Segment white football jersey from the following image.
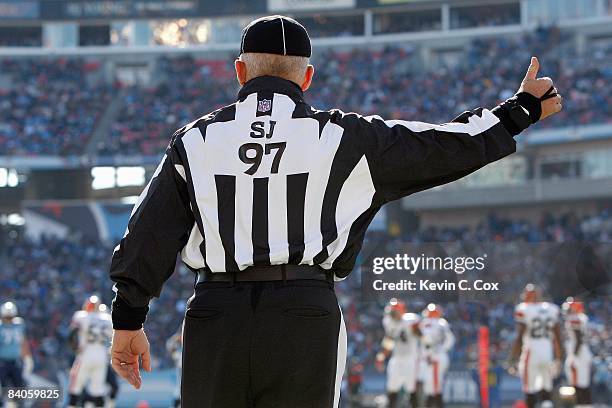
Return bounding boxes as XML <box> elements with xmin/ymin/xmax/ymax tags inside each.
<box><xmin>419</xmin><ymin>317</ymin><xmax>455</xmax><ymax>356</ymax></box>
<box><xmin>166</xmin><ymin>330</ymin><xmax>183</xmax><ymax>367</ymax></box>
<box><xmin>514</xmin><ymin>302</ymin><xmax>559</xmax><ymax>352</ymax></box>
<box><xmin>71</xmin><ymin>310</ymin><xmax>113</xmax><ymax>353</ymax></box>
<box><xmin>382</xmin><ymin>312</ymin><xmax>420</xmax><ymax>357</ymax></box>
<box><xmin>564</xmin><ymin>312</ymin><xmax>589</xmax><ymax>356</ymax></box>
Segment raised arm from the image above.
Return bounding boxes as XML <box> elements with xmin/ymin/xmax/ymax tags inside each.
<box><xmin>356</xmin><ymin>57</ymin><xmax>562</xmax><ymax>202</ymax></box>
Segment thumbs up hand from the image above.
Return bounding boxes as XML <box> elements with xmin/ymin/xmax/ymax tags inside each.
<box><xmin>517</xmin><ymin>57</ymin><xmax>563</xmax><ymax>121</ymax></box>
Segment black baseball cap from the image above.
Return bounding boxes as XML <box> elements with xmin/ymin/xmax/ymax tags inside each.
<box><xmin>240</xmin><ymin>15</ymin><xmax>311</xmax><ymax>58</ymax></box>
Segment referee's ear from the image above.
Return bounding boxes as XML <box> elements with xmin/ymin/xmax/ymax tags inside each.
<box><xmin>300</xmin><ymin>64</ymin><xmax>314</xmax><ymax>92</ymax></box>
<box><xmin>235</xmin><ymin>59</ymin><xmax>248</xmax><ymax>86</ymax></box>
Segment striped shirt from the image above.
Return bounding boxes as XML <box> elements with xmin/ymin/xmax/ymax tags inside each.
<box><xmin>110</xmin><ymin>75</ymin><xmax>527</xmax><ymax>329</ymax></box>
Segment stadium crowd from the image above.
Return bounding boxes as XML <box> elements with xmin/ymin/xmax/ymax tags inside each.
<box><xmin>1</xmin><ymin>207</ymin><xmax>610</xmax><ymax>399</ymax></box>
<box><xmin>96</xmin><ymin>56</ymin><xmax>236</xmax><ymax>156</ymax></box>
<box><xmin>0</xmin><ymin>27</ymin><xmax>610</xmax><ymax>156</ymax></box>
<box><xmin>0</xmin><ymin>58</ymin><xmax>113</xmax><ymax>156</ymax></box>
<box><xmin>0</xmin><ymin>22</ymin><xmax>610</xmax><ymax>403</ymax></box>
<box><xmin>310</xmin><ymin>27</ymin><xmax>609</xmax><ymax>130</ymax></box>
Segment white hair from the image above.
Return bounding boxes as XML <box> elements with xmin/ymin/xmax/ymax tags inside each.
<box><xmin>240</xmin><ymin>52</ymin><xmax>309</xmax><ymax>84</ymax></box>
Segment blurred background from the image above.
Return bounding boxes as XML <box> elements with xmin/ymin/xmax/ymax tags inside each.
<box><xmin>0</xmin><ymin>0</ymin><xmax>610</xmax><ymax>406</ymax></box>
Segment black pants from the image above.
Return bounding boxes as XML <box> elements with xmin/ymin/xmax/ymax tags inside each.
<box><xmin>181</xmin><ymin>279</ymin><xmax>346</xmax><ymax>408</ymax></box>
<box><xmin>0</xmin><ymin>359</ymin><xmax>24</xmax><ymax>388</ymax></box>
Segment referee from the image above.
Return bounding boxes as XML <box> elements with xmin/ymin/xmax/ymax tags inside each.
<box><xmin>109</xmin><ymin>15</ymin><xmax>562</xmax><ymax>408</ymax></box>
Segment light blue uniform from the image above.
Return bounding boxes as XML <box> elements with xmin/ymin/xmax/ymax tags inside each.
<box><xmin>0</xmin><ymin>318</ymin><xmax>25</xmax><ymax>361</ymax></box>
<box><xmin>0</xmin><ymin>317</ymin><xmax>26</xmax><ymax>388</ymax></box>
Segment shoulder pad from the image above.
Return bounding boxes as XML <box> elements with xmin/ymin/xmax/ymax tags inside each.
<box><xmin>514</xmin><ymin>304</ymin><xmax>527</xmax><ymax>322</ymax></box>
<box><xmin>402</xmin><ymin>313</ymin><xmax>419</xmax><ymax>323</ymax></box>
<box><xmin>73</xmin><ymin>310</ymin><xmax>88</xmax><ymax>320</ymax></box>
<box><xmin>544</xmin><ymin>302</ymin><xmax>560</xmax><ymax>316</ymax></box>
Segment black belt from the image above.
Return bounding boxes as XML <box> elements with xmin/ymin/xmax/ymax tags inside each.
<box><xmin>196</xmin><ymin>265</ymin><xmax>333</xmax><ymax>284</ymax></box>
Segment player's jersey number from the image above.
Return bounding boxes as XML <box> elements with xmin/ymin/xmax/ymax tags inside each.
<box><xmin>86</xmin><ymin>322</ymin><xmax>111</xmax><ymax>345</ymax></box>
<box><xmin>529</xmin><ymin>317</ymin><xmax>554</xmax><ymax>339</ymax></box>
<box><xmin>0</xmin><ymin>328</ymin><xmax>23</xmax><ymax>345</ymax></box>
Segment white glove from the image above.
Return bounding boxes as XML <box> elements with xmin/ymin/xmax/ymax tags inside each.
<box><xmin>22</xmin><ymin>356</ymin><xmax>33</xmax><ymax>377</ymax></box>
<box><xmin>505</xmin><ymin>360</ymin><xmax>519</xmax><ymax>376</ymax></box>
<box><xmin>550</xmin><ymin>359</ymin><xmax>562</xmax><ymax>378</ymax></box>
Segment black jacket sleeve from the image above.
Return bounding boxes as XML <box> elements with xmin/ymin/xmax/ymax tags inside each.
<box><xmin>352</xmin><ymin>102</ymin><xmax>532</xmax><ymax>203</ymax></box>
<box><xmin>110</xmin><ymin>141</ymin><xmax>194</xmax><ymax>330</ymax></box>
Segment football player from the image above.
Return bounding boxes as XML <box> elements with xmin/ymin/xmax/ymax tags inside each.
<box><xmin>376</xmin><ymin>298</ymin><xmax>421</xmax><ymax>408</ymax></box>
<box><xmin>67</xmin><ymin>295</ymin><xmax>112</xmax><ymax>408</ymax></box>
<box><xmin>419</xmin><ymin>303</ymin><xmax>454</xmax><ymax>408</ymax></box>
<box><xmin>510</xmin><ymin>284</ymin><xmax>562</xmax><ymax>408</ymax></box>
<box><xmin>0</xmin><ymin>302</ymin><xmax>33</xmax><ymax>398</ymax></box>
<box><xmin>562</xmin><ymin>297</ymin><xmax>592</xmax><ymax>407</ymax></box>
<box><xmin>81</xmin><ymin>303</ymin><xmax>119</xmax><ymax>408</ymax></box>
<box><xmin>166</xmin><ymin>328</ymin><xmax>183</xmax><ymax>408</ymax></box>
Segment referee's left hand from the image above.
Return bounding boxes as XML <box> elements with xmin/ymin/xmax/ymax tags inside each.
<box><xmin>111</xmin><ymin>329</ymin><xmax>152</xmax><ymax>389</ymax></box>
<box><xmin>518</xmin><ymin>56</ymin><xmax>563</xmax><ymax>121</ymax></box>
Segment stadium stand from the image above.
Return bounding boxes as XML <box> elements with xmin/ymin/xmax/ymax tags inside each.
<box><xmin>0</xmin><ymin>1</ymin><xmax>610</xmax><ymax>404</ymax></box>
<box><xmin>310</xmin><ymin>28</ymin><xmax>609</xmax><ymax>129</ymax></box>
<box><xmin>0</xmin><ymin>58</ymin><xmax>114</xmax><ymax>156</ymax></box>
<box><xmin>96</xmin><ymin>55</ymin><xmax>236</xmax><ymax>156</ymax></box>
<box><xmin>99</xmin><ymin>28</ymin><xmax>612</xmax><ymax>155</ymax></box>
<box><xmin>2</xmin><ymin>208</ymin><xmax>610</xmax><ymax>396</ymax></box>
<box><xmin>0</xmin><ymin>27</ymin><xmax>610</xmax><ymax>157</ymax></box>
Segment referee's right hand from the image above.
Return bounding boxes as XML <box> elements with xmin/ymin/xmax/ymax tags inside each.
<box><xmin>111</xmin><ymin>329</ymin><xmax>152</xmax><ymax>389</ymax></box>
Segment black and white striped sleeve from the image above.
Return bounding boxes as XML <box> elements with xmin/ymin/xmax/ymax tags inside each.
<box><xmin>355</xmin><ymin>104</ymin><xmax>530</xmax><ymax>203</ymax></box>
<box><xmin>110</xmin><ymin>139</ymin><xmax>195</xmax><ymax>330</ymax></box>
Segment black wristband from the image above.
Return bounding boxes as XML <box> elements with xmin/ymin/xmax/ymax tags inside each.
<box><xmin>492</xmin><ymin>100</ymin><xmax>532</xmax><ymax>136</ymax></box>
<box><xmin>492</xmin><ymin>90</ymin><xmax>542</xmax><ymax>137</ymax></box>
<box><xmin>492</xmin><ymin>105</ymin><xmax>522</xmax><ymax>137</ymax></box>
<box><xmin>111</xmin><ymin>295</ymin><xmax>149</xmax><ymax>330</ymax></box>
<box><xmin>508</xmin><ymin>104</ymin><xmax>532</xmax><ymax>130</ymax></box>
<box><xmin>513</xmin><ymin>92</ymin><xmax>541</xmax><ymax>124</ymax></box>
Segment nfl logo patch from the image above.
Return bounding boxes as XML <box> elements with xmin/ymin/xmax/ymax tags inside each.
<box><xmin>258</xmin><ymin>99</ymin><xmax>272</xmax><ymax>113</ymax></box>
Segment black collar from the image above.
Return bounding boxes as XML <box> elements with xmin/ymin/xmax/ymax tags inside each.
<box><xmin>237</xmin><ymin>76</ymin><xmax>304</xmax><ymax>103</ymax></box>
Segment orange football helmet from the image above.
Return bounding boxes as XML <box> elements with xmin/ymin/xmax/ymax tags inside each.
<box><xmin>423</xmin><ymin>303</ymin><xmax>442</xmax><ymax>318</ymax></box>
<box><xmin>83</xmin><ymin>295</ymin><xmax>101</xmax><ymax>312</ymax></box>
<box><xmin>385</xmin><ymin>298</ymin><xmax>407</xmax><ymax>319</ymax></box>
<box><xmin>562</xmin><ymin>297</ymin><xmax>584</xmax><ymax>314</ymax></box>
<box><xmin>522</xmin><ymin>283</ymin><xmax>541</xmax><ymax>303</ymax></box>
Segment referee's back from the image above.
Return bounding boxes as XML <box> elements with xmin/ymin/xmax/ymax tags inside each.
<box><xmin>109</xmin><ymin>14</ymin><xmax>546</xmax><ymax>408</ymax></box>
<box><xmin>173</xmin><ymin>77</ymin><xmax>382</xmax><ymax>276</ymax></box>
<box><xmin>112</xmin><ymin>70</ymin><xmax>519</xmax><ymax>284</ymax></box>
